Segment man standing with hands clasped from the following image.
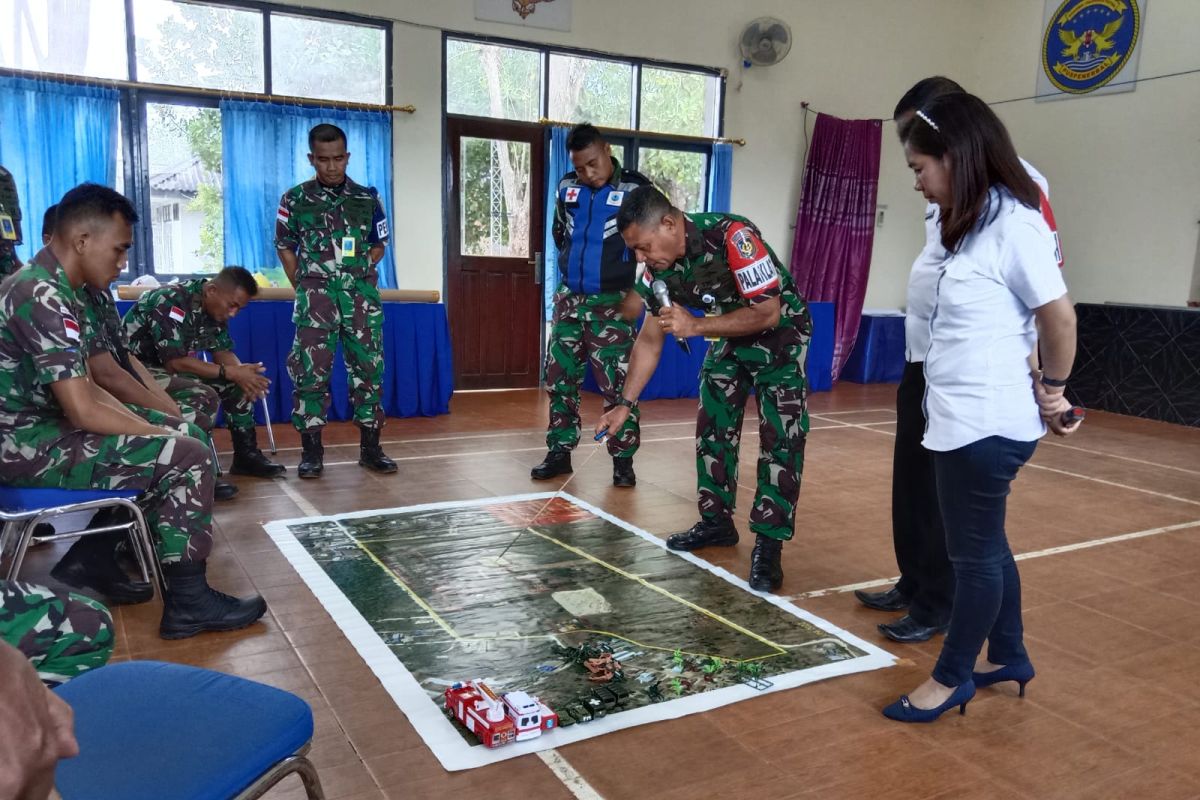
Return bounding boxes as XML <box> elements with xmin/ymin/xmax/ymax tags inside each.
<box><xmin>276</xmin><ymin>123</ymin><xmax>396</xmax><ymax>480</ymax></box>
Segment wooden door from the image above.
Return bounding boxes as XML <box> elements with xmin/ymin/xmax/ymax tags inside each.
<box><xmin>447</xmin><ymin>117</ymin><xmax>545</xmax><ymax>390</ymax></box>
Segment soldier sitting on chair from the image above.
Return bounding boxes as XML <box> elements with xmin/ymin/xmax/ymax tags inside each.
<box><xmin>122</xmin><ymin>265</ymin><xmax>286</xmax><ymax>479</ymax></box>
<box><xmin>39</xmin><ymin>204</ymin><xmax>236</xmax><ymax>607</ymax></box>
<box><xmin>0</xmin><ymin>183</ymin><xmax>266</xmax><ymax>639</ymax></box>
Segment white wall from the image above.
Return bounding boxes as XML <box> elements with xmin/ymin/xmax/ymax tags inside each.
<box><xmin>276</xmin><ymin>0</ymin><xmax>1199</xmax><ymax>309</ymax></box>
<box><xmin>973</xmin><ymin>0</ymin><xmax>1200</xmax><ymax>308</ymax></box>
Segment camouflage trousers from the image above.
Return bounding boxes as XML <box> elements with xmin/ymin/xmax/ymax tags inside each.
<box><xmin>289</xmin><ymin>275</ymin><xmax>384</xmax><ymax>431</ymax></box>
<box><xmin>544</xmin><ymin>288</ymin><xmax>639</xmax><ymax>457</ymax></box>
<box><xmin>0</xmin><ymin>579</ymin><xmax>113</xmax><ymax>686</ymax></box>
<box><xmin>696</xmin><ymin>341</ymin><xmax>809</xmax><ymax>541</ymax></box>
<box><xmin>0</xmin><ymin>419</ymin><xmax>214</xmax><ymax>564</ymax></box>
<box><xmin>152</xmin><ymin>369</ymin><xmax>254</xmax><ymax>431</ymax></box>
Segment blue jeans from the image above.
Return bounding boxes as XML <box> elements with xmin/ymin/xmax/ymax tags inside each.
<box><xmin>931</xmin><ymin>436</ymin><xmax>1038</xmax><ymax>687</ymax></box>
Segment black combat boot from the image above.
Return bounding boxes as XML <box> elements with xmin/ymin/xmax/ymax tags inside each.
<box><xmin>297</xmin><ymin>430</ymin><xmax>324</xmax><ymax>479</ymax></box>
<box><xmin>50</xmin><ymin>530</ymin><xmax>154</xmax><ymax>605</ymax></box>
<box><xmin>748</xmin><ymin>534</ymin><xmax>784</xmax><ymax>593</ymax></box>
<box><xmin>229</xmin><ymin>426</ymin><xmax>286</xmax><ymax>478</ymax></box>
<box><xmin>612</xmin><ymin>456</ymin><xmax>636</xmax><ymax>488</ymax></box>
<box><xmin>214</xmin><ymin>480</ymin><xmax>238</xmax><ymax>500</ymax></box>
<box><xmin>159</xmin><ymin>561</ymin><xmax>268</xmax><ymax>640</ymax></box>
<box><xmin>665</xmin><ymin>518</ymin><xmax>740</xmax><ymax>551</ymax></box>
<box><xmin>531</xmin><ymin>450</ymin><xmax>572</xmax><ymax>480</ymax></box>
<box><xmin>358</xmin><ymin>426</ymin><xmax>397</xmax><ymax>474</ymax></box>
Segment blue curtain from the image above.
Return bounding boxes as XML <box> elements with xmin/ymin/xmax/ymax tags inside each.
<box><xmin>0</xmin><ymin>77</ymin><xmax>117</xmax><ymax>262</ymax></box>
<box><xmin>706</xmin><ymin>141</ymin><xmax>733</xmax><ymax>213</ymax></box>
<box><xmin>543</xmin><ymin>125</ymin><xmax>571</xmax><ymax>320</ymax></box>
<box><xmin>221</xmin><ymin>100</ymin><xmax>397</xmax><ymax>288</ymax></box>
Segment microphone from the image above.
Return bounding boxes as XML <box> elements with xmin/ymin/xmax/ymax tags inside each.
<box><xmin>651</xmin><ymin>279</ymin><xmax>691</xmax><ymax>354</ymax></box>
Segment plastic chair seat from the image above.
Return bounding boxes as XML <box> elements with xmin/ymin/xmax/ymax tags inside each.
<box><xmin>54</xmin><ymin>661</ymin><xmax>319</xmax><ymax>800</ymax></box>
<box><xmin>0</xmin><ymin>485</ymin><xmax>142</xmax><ymax>513</ymax></box>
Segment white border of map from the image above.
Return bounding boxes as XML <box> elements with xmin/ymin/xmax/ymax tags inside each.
<box><xmin>263</xmin><ymin>492</ymin><xmax>896</xmax><ymax>771</ymax></box>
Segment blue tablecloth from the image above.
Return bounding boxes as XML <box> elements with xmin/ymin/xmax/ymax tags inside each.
<box><xmin>841</xmin><ymin>314</ymin><xmax>906</xmax><ymax>384</ymax></box>
<box><xmin>582</xmin><ymin>301</ymin><xmax>835</xmax><ymax>400</ymax></box>
<box><xmin>115</xmin><ymin>300</ymin><xmax>454</xmax><ymax>422</ymax></box>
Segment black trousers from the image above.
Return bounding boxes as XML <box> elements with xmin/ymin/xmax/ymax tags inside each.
<box><xmin>891</xmin><ymin>361</ymin><xmax>954</xmax><ymax>626</ymax></box>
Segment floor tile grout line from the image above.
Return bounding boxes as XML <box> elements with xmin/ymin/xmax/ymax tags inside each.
<box><xmin>788</xmin><ymin>519</ymin><xmax>1200</xmax><ymax>601</ymax></box>
<box><xmin>264</xmin><ymin>479</ymin><xmax>598</xmax><ymax>799</ymax></box>
<box><xmin>814</xmin><ymin>419</ymin><xmax>1200</xmax><ymax>508</ymax></box>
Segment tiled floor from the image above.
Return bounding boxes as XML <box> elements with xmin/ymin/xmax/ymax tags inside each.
<box><xmin>27</xmin><ymin>384</ymin><xmax>1200</xmax><ymax>799</ymax></box>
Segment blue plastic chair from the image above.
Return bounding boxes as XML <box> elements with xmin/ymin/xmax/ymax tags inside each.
<box><xmin>0</xmin><ymin>485</ymin><xmax>163</xmax><ymax>596</ymax></box>
<box><xmin>54</xmin><ymin>661</ymin><xmax>324</xmax><ymax>800</ymax></box>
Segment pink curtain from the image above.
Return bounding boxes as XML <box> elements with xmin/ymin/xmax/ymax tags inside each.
<box><xmin>791</xmin><ymin>113</ymin><xmax>882</xmax><ymax>383</ymax></box>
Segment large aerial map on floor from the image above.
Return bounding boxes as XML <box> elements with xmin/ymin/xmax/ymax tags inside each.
<box><xmin>265</xmin><ymin>493</ymin><xmax>895</xmax><ymax>770</ymax></box>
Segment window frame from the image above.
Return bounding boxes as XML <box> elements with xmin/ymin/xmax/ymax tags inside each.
<box><xmin>109</xmin><ymin>0</ymin><xmax>391</xmax><ymax>278</ymax></box>
<box><xmin>444</xmin><ymin>31</ymin><xmax>726</xmax><ymax>139</ymax></box>
<box><xmin>441</xmin><ymin>32</ymin><xmax>727</xmax><ymax>293</ymax></box>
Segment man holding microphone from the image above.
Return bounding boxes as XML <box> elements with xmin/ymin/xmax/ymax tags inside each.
<box><xmin>596</xmin><ymin>186</ymin><xmax>813</xmax><ymax>593</ymax></box>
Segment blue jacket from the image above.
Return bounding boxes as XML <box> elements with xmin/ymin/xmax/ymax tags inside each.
<box><xmin>552</xmin><ymin>158</ymin><xmax>651</xmax><ymax>294</ymax></box>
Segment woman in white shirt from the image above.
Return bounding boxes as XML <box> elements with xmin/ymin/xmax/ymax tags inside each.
<box><xmin>883</xmin><ymin>91</ymin><xmax>1080</xmax><ymax>723</ymax></box>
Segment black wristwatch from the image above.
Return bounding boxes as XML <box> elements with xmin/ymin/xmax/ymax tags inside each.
<box><xmin>615</xmin><ymin>395</ymin><xmax>638</xmax><ymax>410</ymax></box>
<box><xmin>1040</xmin><ymin>375</ymin><xmax>1068</xmax><ymax>388</ymax></box>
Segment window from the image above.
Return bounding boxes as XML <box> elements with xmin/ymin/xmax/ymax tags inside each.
<box><xmin>271</xmin><ymin>14</ymin><xmax>386</xmax><ymax>104</ymax></box>
<box><xmin>639</xmin><ymin>67</ymin><xmax>720</xmax><ymax>137</ymax></box>
<box><xmin>460</xmin><ymin>137</ymin><xmax>531</xmax><ymax>258</ymax></box>
<box><xmin>445</xmin><ymin>36</ymin><xmax>722</xmax><ymax>218</ymax></box>
<box><xmin>0</xmin><ymin>0</ymin><xmax>127</xmax><ymax>79</ymax></box>
<box><xmin>0</xmin><ymin>1</ymin><xmax>392</xmax><ymax>277</ymax></box>
<box><xmin>145</xmin><ymin>102</ymin><xmax>223</xmax><ymax>275</ymax></box>
<box><xmin>445</xmin><ymin>36</ymin><xmax>723</xmax><ymax>139</ymax></box>
<box><xmin>446</xmin><ymin>39</ymin><xmax>541</xmax><ymax>122</ymax></box>
<box><xmin>548</xmin><ymin>53</ymin><xmax>632</xmax><ymax>128</ymax></box>
<box><xmin>639</xmin><ymin>147</ymin><xmax>708</xmax><ymax>213</ymax></box>
<box><xmin>133</xmin><ymin>0</ymin><xmax>264</xmax><ymax>92</ymax></box>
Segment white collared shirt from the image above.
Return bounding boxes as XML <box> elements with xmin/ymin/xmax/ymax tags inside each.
<box><xmin>905</xmin><ymin>158</ymin><xmax>1049</xmax><ymax>362</ymax></box>
<box><xmin>920</xmin><ymin>187</ymin><xmax>1068</xmax><ymax>452</ymax></box>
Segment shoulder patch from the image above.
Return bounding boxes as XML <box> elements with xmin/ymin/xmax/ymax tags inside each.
<box><xmin>725</xmin><ymin>221</ymin><xmax>779</xmax><ymax>298</ymax></box>
<box><xmin>168</xmin><ymin>306</ymin><xmax>186</xmax><ymax>323</ymax></box>
<box><xmin>564</xmin><ymin>186</ymin><xmax>580</xmax><ymax>204</ymax></box>
<box><xmin>63</xmin><ymin>316</ymin><xmax>81</xmax><ymax>342</ymax></box>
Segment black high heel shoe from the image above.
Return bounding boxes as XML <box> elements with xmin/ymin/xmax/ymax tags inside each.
<box><xmin>972</xmin><ymin>661</ymin><xmax>1035</xmax><ymax>697</ymax></box>
<box><xmin>883</xmin><ymin>681</ymin><xmax>976</xmax><ymax>723</ymax></box>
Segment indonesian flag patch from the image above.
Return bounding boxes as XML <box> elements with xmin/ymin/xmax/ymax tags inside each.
<box><xmin>63</xmin><ymin>316</ymin><xmax>80</xmax><ymax>342</ymax></box>
<box><xmin>725</xmin><ymin>221</ymin><xmax>779</xmax><ymax>298</ymax></box>
<box><xmin>276</xmin><ymin>203</ymin><xmax>290</xmax><ymax>225</ymax></box>
<box><xmin>169</xmin><ymin>306</ymin><xmax>186</xmax><ymax>323</ymax></box>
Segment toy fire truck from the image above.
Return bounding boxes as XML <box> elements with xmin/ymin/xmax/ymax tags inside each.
<box><xmin>444</xmin><ymin>680</ymin><xmax>559</xmax><ymax>748</ymax></box>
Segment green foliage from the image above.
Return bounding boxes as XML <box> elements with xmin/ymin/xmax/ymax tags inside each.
<box><xmin>189</xmin><ymin>183</ymin><xmax>222</xmax><ymax>273</ymax></box>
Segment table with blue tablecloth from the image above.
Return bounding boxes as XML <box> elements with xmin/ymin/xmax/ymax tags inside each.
<box><xmin>114</xmin><ymin>300</ymin><xmax>454</xmax><ymax>424</ymax></box>
<box><xmin>583</xmin><ymin>301</ymin><xmax>835</xmax><ymax>399</ymax></box>
<box><xmin>841</xmin><ymin>313</ymin><xmax>906</xmax><ymax>384</ymax></box>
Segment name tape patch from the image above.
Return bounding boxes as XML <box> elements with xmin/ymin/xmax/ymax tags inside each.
<box><xmin>732</xmin><ymin>256</ymin><xmax>780</xmax><ymax>297</ymax></box>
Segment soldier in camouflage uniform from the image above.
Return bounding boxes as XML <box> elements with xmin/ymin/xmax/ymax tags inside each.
<box><xmin>43</xmin><ymin>202</ymin><xmax>237</xmax><ymax>603</ymax></box>
<box><xmin>0</xmin><ymin>579</ymin><xmax>112</xmax><ymax>686</ymax></box>
<box><xmin>0</xmin><ymin>164</ymin><xmax>24</xmax><ymax>278</ymax></box>
<box><xmin>123</xmin><ymin>267</ymin><xmax>286</xmax><ymax>479</ymax></box>
<box><xmin>533</xmin><ymin>124</ymin><xmax>651</xmax><ymax>487</ymax></box>
<box><xmin>598</xmin><ymin>186</ymin><xmax>812</xmax><ymax>593</ymax></box>
<box><xmin>275</xmin><ymin>123</ymin><xmax>395</xmax><ymax>479</ymax></box>
<box><xmin>0</xmin><ymin>184</ymin><xmax>266</xmax><ymax>639</ymax></box>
